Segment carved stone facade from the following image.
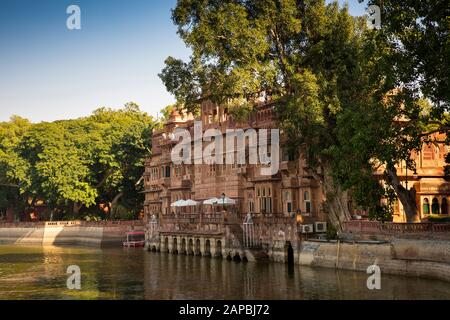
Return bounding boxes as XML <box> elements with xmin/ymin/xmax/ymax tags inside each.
<box><xmin>144</xmin><ymin>100</ymin><xmax>450</xmax><ymax>227</ymax></box>
<box><xmin>144</xmin><ymin>100</ymin><xmax>329</xmax><ymax>224</ymax></box>
<box><xmin>374</xmin><ymin>132</ymin><xmax>450</xmax><ymax>222</ymax></box>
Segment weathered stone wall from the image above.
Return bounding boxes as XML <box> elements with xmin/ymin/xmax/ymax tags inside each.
<box><xmin>298</xmin><ymin>239</ymin><xmax>450</xmax><ymax>282</ymax></box>
<box><xmin>148</xmin><ymin>229</ymin><xmax>450</xmax><ymax>282</ymax></box>
<box><xmin>391</xmin><ymin>239</ymin><xmax>450</xmax><ymax>264</ymax></box>
<box><xmin>42</xmin><ymin>226</ymin><xmax>105</xmax><ymax>246</ymax></box>
<box><xmin>0</xmin><ymin>227</ymin><xmax>45</xmax><ymax>245</ymax></box>
<box><xmin>0</xmin><ymin>222</ymin><xmax>144</xmax><ymax>247</ymax></box>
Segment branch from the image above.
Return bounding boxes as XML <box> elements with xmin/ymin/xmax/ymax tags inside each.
<box><xmin>269</xmin><ymin>27</ymin><xmax>289</xmax><ymax>88</ymax></box>
<box><xmin>304</xmin><ymin>166</ymin><xmax>324</xmax><ymax>182</ymax></box>
<box><xmin>135</xmin><ymin>175</ymin><xmax>144</xmax><ymax>187</ymax></box>
<box><xmin>0</xmin><ymin>183</ymin><xmax>19</xmax><ymax>188</ymax></box>
<box><xmin>96</xmin><ymin>169</ymin><xmax>113</xmax><ymax>188</ymax></box>
<box><xmin>385</xmin><ymin>163</ymin><xmax>404</xmax><ymax>192</ymax></box>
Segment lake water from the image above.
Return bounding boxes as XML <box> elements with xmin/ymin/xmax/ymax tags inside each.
<box><xmin>0</xmin><ymin>245</ymin><xmax>449</xmax><ymax>300</ymax></box>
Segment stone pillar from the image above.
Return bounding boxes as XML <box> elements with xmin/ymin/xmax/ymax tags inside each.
<box><xmin>221</xmin><ymin>237</ymin><xmax>226</xmax><ymax>257</ymax></box>
<box><xmin>160</xmin><ymin>237</ymin><xmax>165</xmax><ymax>252</ymax></box>
<box><xmin>179</xmin><ymin>236</ymin><xmax>186</xmax><ymax>255</ymax></box>
<box><xmin>199</xmin><ymin>237</ymin><xmax>206</xmax><ymax>256</ymax></box>
<box><xmin>187</xmin><ymin>237</ymin><xmax>194</xmax><ymax>255</ymax></box>
<box><xmin>210</xmin><ymin>239</ymin><xmax>218</xmax><ymax>258</ymax></box>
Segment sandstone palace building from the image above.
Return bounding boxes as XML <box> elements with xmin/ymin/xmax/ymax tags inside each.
<box><xmin>142</xmin><ymin>99</ymin><xmax>450</xmax><ymax>261</ymax></box>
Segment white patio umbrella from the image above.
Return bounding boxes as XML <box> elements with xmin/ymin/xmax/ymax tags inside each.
<box><xmin>182</xmin><ymin>199</ymin><xmax>199</xmax><ymax>213</ymax></box>
<box><xmin>203</xmin><ymin>198</ymin><xmax>219</xmax><ymax>205</ymax></box>
<box><xmin>170</xmin><ymin>200</ymin><xmax>186</xmax><ymax>207</ymax></box>
<box><xmin>170</xmin><ymin>200</ymin><xmax>185</xmax><ymax>215</ymax></box>
<box><xmin>215</xmin><ymin>197</ymin><xmax>236</xmax><ymax>206</ymax></box>
<box><xmin>203</xmin><ymin>197</ymin><xmax>219</xmax><ymax>214</ymax></box>
<box><xmin>183</xmin><ymin>199</ymin><xmax>199</xmax><ymax>206</ymax></box>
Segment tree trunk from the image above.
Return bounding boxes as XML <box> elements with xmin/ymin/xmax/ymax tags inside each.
<box><xmin>6</xmin><ymin>207</ymin><xmax>15</xmax><ymax>223</ymax></box>
<box><xmin>23</xmin><ymin>197</ymin><xmax>36</xmax><ymax>222</ymax></box>
<box><xmin>73</xmin><ymin>202</ymin><xmax>83</xmax><ymax>216</ymax></box>
<box><xmin>322</xmin><ymin>173</ymin><xmax>352</xmax><ymax>233</ymax></box>
<box><xmin>386</xmin><ymin>164</ymin><xmax>419</xmax><ymax>223</ymax></box>
<box><xmin>270</xmin><ymin>28</ymin><xmax>290</xmax><ymax>88</ymax></box>
<box><xmin>310</xmin><ymin>166</ymin><xmax>352</xmax><ymax>233</ymax></box>
<box><xmin>110</xmin><ymin>192</ymin><xmax>124</xmax><ymax>220</ymax></box>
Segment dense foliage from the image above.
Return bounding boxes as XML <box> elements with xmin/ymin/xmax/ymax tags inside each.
<box><xmin>0</xmin><ymin>103</ymin><xmax>156</xmax><ymax>221</ymax></box>
<box><xmin>159</xmin><ymin>0</ymin><xmax>449</xmax><ymax>226</ymax></box>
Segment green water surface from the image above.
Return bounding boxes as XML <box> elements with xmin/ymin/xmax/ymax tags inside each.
<box><xmin>0</xmin><ymin>245</ymin><xmax>449</xmax><ymax>300</ymax></box>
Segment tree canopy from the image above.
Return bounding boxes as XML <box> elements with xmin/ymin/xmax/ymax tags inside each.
<box><xmin>160</xmin><ymin>0</ymin><xmax>449</xmax><ymax>226</ymax></box>
<box><xmin>0</xmin><ymin>103</ymin><xmax>156</xmax><ymax>221</ymax></box>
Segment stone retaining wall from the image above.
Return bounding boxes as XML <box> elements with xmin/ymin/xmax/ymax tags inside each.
<box><xmin>343</xmin><ymin>221</ymin><xmax>450</xmax><ymax>240</ymax></box>
<box><xmin>298</xmin><ymin>239</ymin><xmax>450</xmax><ymax>282</ymax></box>
<box><xmin>0</xmin><ymin>221</ymin><xmax>144</xmax><ymax>247</ymax></box>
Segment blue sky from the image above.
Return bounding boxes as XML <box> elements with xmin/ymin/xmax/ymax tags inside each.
<box><xmin>0</xmin><ymin>0</ymin><xmax>367</xmax><ymax>122</ymax></box>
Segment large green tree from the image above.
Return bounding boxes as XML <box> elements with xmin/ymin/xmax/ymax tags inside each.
<box><xmin>88</xmin><ymin>103</ymin><xmax>153</xmax><ymax>219</ymax></box>
<box><xmin>0</xmin><ymin>104</ymin><xmax>155</xmax><ymax>221</ymax></box>
<box><xmin>358</xmin><ymin>0</ymin><xmax>450</xmax><ymax>222</ymax></box>
<box><xmin>0</xmin><ymin>116</ymin><xmax>31</xmax><ymax>220</ymax></box>
<box><xmin>18</xmin><ymin>121</ymin><xmax>98</xmax><ymax>214</ymax></box>
<box><xmin>366</xmin><ymin>0</ymin><xmax>449</xmax><ymax>112</ymax></box>
<box><xmin>160</xmin><ymin>0</ymin><xmax>447</xmax><ymax>226</ymax></box>
<box><xmin>159</xmin><ymin>0</ymin><xmax>385</xmax><ymax>229</ymax></box>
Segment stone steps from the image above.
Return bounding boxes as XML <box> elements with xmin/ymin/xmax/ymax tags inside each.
<box><xmin>227</xmin><ymin>223</ymin><xmax>269</xmax><ymax>262</ymax></box>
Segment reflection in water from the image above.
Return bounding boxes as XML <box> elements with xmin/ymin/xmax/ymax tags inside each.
<box><xmin>0</xmin><ymin>245</ymin><xmax>449</xmax><ymax>300</ymax></box>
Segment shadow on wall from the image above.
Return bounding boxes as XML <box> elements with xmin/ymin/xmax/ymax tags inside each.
<box><xmin>0</xmin><ymin>222</ymin><xmax>144</xmax><ymax>247</ymax></box>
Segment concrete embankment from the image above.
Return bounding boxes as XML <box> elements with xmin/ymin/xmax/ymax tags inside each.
<box><xmin>298</xmin><ymin>239</ymin><xmax>450</xmax><ymax>282</ymax></box>
<box><xmin>0</xmin><ymin>221</ymin><xmax>144</xmax><ymax>247</ymax></box>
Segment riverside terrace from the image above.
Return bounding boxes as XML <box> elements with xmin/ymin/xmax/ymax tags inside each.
<box><xmin>143</xmin><ymin>99</ymin><xmax>450</xmax><ymax>234</ymax></box>
<box><xmin>146</xmin><ymin>208</ymin><xmax>312</xmax><ymax>263</ymax></box>
<box><xmin>142</xmin><ymin>98</ymin><xmax>450</xmax><ymax>264</ymax></box>
<box><xmin>144</xmin><ymin>98</ymin><xmax>450</xmax><ymax>230</ymax></box>
<box><xmin>145</xmin><ymin>204</ymin><xmax>450</xmax><ymax>264</ymax></box>
<box><xmin>144</xmin><ymin>208</ymin><xmax>450</xmax><ymax>284</ymax></box>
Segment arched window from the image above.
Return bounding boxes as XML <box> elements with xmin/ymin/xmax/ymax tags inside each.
<box><xmin>441</xmin><ymin>198</ymin><xmax>448</xmax><ymax>215</ymax></box>
<box><xmin>423</xmin><ymin>198</ymin><xmax>430</xmax><ymax>215</ymax></box>
<box><xmin>432</xmin><ymin>197</ymin><xmax>440</xmax><ymax>214</ymax></box>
